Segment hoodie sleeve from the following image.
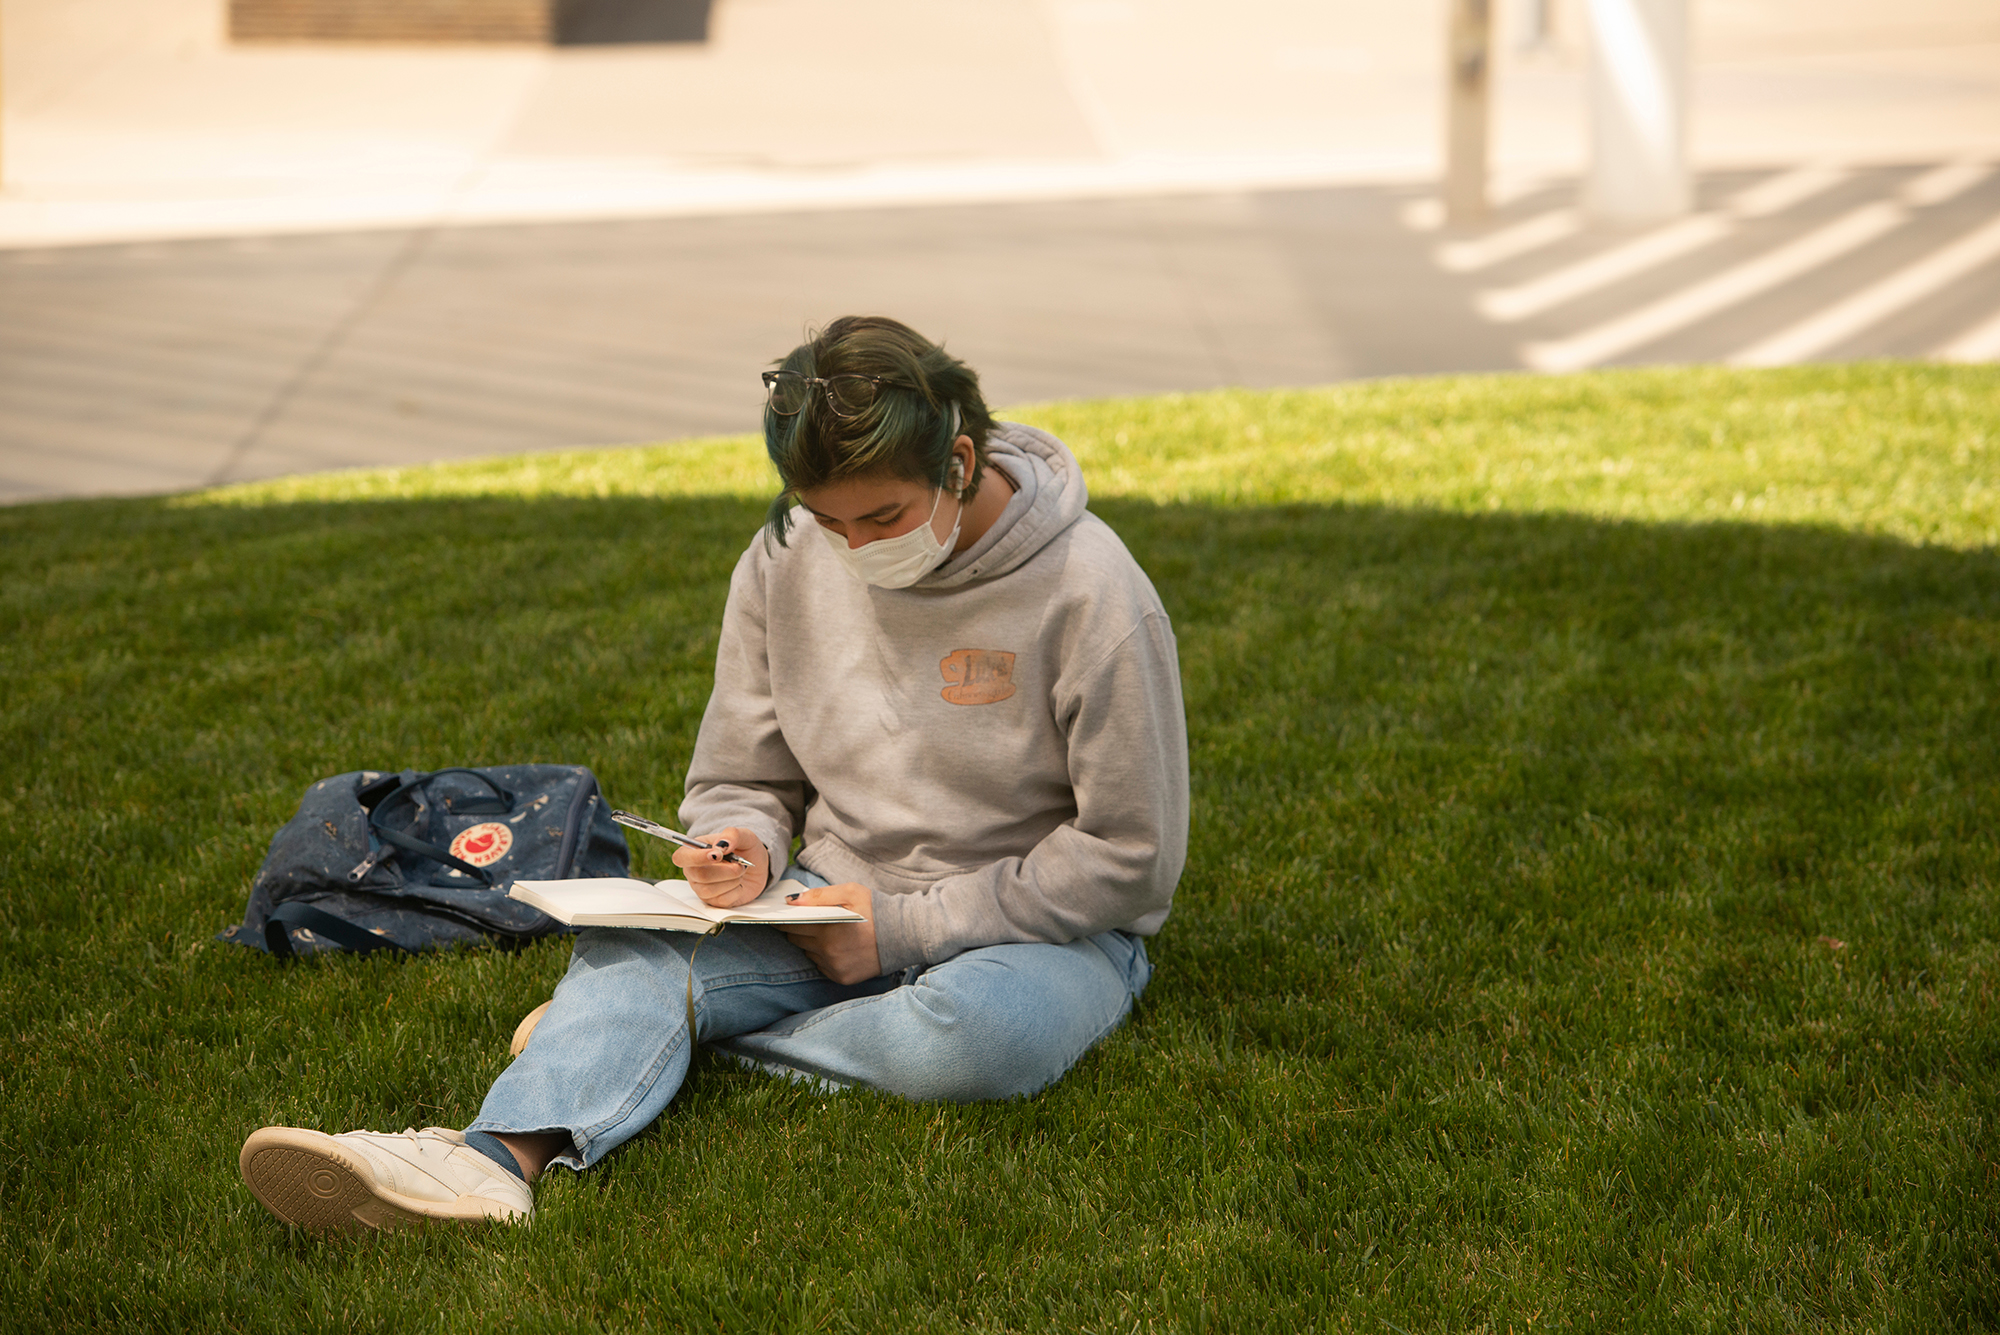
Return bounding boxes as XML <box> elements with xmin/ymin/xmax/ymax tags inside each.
<box><xmin>868</xmin><ymin>608</ymin><xmax>1190</xmax><ymax>972</ymax></box>
<box><xmin>678</xmin><ymin>546</ymin><xmax>808</xmax><ymax>874</ymax></box>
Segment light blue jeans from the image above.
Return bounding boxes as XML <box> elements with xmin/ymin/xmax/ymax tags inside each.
<box><xmin>468</xmin><ymin>864</ymin><xmax>1152</xmax><ymax>1170</ymax></box>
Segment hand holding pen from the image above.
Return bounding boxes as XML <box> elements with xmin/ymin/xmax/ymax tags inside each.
<box><xmin>610</xmin><ymin>810</ymin><xmax>756</xmax><ymax>868</ymax></box>
<box><xmin>611</xmin><ymin>810</ymin><xmax>769</xmax><ymax>909</ymax></box>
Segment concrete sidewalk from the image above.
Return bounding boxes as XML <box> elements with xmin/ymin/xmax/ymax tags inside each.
<box><xmin>7</xmin><ymin>161</ymin><xmax>1996</xmax><ymax>504</ymax></box>
<box><xmin>2</xmin><ymin>0</ymin><xmax>1998</xmax><ymax>503</ymax></box>
<box><xmin>6</xmin><ymin>0</ymin><xmax>1997</xmax><ymax>248</ymax></box>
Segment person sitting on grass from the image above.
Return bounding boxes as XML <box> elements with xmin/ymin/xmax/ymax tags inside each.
<box><xmin>237</xmin><ymin>314</ymin><xmax>1190</xmax><ymax>1233</ymax></box>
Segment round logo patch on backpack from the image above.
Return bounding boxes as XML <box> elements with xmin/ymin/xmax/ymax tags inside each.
<box><xmin>450</xmin><ymin>822</ymin><xmax>514</xmax><ymax>868</ymax></box>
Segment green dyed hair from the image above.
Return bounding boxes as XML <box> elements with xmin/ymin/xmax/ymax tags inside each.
<box><xmin>763</xmin><ymin>316</ymin><xmax>997</xmax><ymax>544</ymax></box>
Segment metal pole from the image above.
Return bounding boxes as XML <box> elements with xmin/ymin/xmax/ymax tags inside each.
<box><xmin>1445</xmin><ymin>0</ymin><xmax>1492</xmax><ymax>224</ymax></box>
<box><xmin>1585</xmin><ymin>0</ymin><xmax>1691</xmax><ymax>219</ymax></box>
<box><xmin>1521</xmin><ymin>0</ymin><xmax>1554</xmax><ymax>50</ymax></box>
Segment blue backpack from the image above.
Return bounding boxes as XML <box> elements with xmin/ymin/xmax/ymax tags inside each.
<box><xmin>219</xmin><ymin>765</ymin><xmax>629</xmax><ymax>958</ymax></box>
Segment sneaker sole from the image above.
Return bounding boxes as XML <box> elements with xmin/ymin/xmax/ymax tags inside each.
<box><xmin>239</xmin><ymin>1128</ymin><xmax>521</xmax><ymax>1235</ymax></box>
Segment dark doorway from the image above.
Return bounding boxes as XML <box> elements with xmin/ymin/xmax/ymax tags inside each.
<box><xmin>558</xmin><ymin>0</ymin><xmax>713</xmax><ymax>44</ymax></box>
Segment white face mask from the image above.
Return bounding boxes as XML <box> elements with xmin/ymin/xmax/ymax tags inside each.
<box><xmin>820</xmin><ymin>478</ymin><xmax>963</xmax><ymax>589</ymax></box>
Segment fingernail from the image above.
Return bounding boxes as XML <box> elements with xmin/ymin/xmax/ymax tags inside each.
<box><xmin>785</xmin><ymin>893</ymin><xmax>799</xmax><ymax>902</ymax></box>
<box><xmin>716</xmin><ymin>839</ymin><xmax>730</xmax><ymax>849</ymax></box>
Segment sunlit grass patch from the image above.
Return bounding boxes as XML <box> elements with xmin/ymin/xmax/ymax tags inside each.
<box><xmin>1043</xmin><ymin>362</ymin><xmax>2000</xmax><ymax>547</ymax></box>
<box><xmin>182</xmin><ymin>433</ymin><xmax>779</xmax><ymax>507</ymax></box>
<box><xmin>184</xmin><ymin>363</ymin><xmax>1999</xmax><ymax>552</ymax></box>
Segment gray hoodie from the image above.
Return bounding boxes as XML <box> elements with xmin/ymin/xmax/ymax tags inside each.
<box><xmin>679</xmin><ymin>423</ymin><xmax>1189</xmax><ymax>974</ymax></box>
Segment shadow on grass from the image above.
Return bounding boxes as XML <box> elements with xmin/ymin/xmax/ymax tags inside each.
<box><xmin>2</xmin><ymin>489</ymin><xmax>1998</xmax><ymax>1327</ymax></box>
<box><xmin>6</xmin><ymin>485</ymin><xmax>1999</xmax><ymax>1038</ymax></box>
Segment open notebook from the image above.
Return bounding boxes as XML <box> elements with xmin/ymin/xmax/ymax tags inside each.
<box><xmin>508</xmin><ymin>877</ymin><xmax>863</xmax><ymax>933</ymax></box>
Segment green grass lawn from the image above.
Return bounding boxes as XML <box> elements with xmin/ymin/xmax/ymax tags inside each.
<box><xmin>3</xmin><ymin>362</ymin><xmax>1998</xmax><ymax>1331</ymax></box>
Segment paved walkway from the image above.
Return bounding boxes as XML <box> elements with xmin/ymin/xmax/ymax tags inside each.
<box><xmin>3</xmin><ymin>0</ymin><xmax>1998</xmax><ymax>502</ymax></box>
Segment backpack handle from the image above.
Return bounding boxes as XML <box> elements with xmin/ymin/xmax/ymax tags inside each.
<box><xmin>362</xmin><ymin>768</ymin><xmax>514</xmax><ymax>815</ymax></box>
<box><xmin>364</xmin><ymin>769</ymin><xmax>518</xmax><ymax>886</ymax></box>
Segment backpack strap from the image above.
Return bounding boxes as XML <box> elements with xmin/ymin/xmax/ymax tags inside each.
<box><xmin>369</xmin><ymin>821</ymin><xmax>498</xmax><ymax>886</ymax></box>
<box><xmin>264</xmin><ymin>901</ymin><xmax>408</xmax><ymax>959</ymax></box>
<box><xmin>365</xmin><ymin>770</ymin><xmax>513</xmax><ymax>886</ymax></box>
<box><xmin>553</xmin><ymin>772</ymin><xmax>600</xmax><ymax>879</ymax></box>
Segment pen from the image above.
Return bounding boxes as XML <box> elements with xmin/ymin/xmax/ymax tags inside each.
<box><xmin>610</xmin><ymin>810</ymin><xmax>758</xmax><ymax>869</ymax></box>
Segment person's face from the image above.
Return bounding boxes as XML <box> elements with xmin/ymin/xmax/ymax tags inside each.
<box><xmin>797</xmin><ymin>440</ymin><xmax>972</xmax><ymax>550</ymax></box>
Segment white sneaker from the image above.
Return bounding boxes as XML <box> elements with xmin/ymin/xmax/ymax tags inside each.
<box><xmin>239</xmin><ymin>1125</ymin><xmax>533</xmax><ymax>1234</ymax></box>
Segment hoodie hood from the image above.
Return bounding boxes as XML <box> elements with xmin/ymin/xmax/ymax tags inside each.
<box><xmin>924</xmin><ymin>422</ymin><xmax>1089</xmax><ymax>590</ymax></box>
